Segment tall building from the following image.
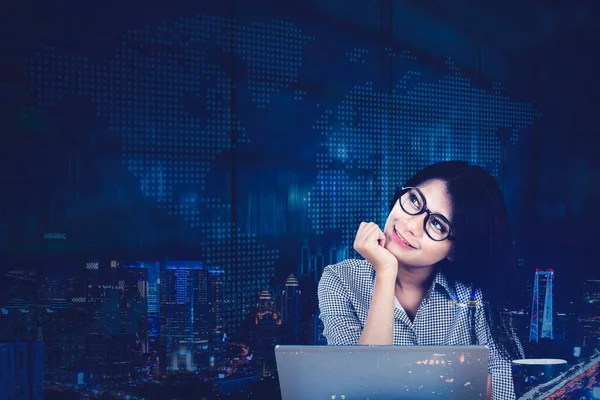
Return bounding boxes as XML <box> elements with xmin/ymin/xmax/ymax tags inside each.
<box><xmin>282</xmin><ymin>274</ymin><xmax>301</xmax><ymax>345</ymax></box>
<box><xmin>580</xmin><ymin>278</ymin><xmax>600</xmax><ymax>346</ymax></box>
<box><xmin>529</xmin><ymin>269</ymin><xmax>554</xmax><ymax>342</ymax></box>
<box><xmin>313</xmin><ymin>247</ymin><xmax>325</xmax><ymax>284</ymax></box>
<box><xmin>122</xmin><ymin>261</ymin><xmax>161</xmax><ymax>375</ymax></box>
<box><xmin>300</xmin><ymin>241</ymin><xmax>311</xmax><ymax>276</ymax></box>
<box><xmin>553</xmin><ymin>312</ymin><xmax>569</xmax><ymax>342</ymax></box>
<box><xmin>329</xmin><ymin>247</ymin><xmax>338</xmax><ymax>266</ymax></box>
<box><xmin>1</xmin><ymin>271</ymin><xmax>37</xmax><ymax>342</ymax></box>
<box><xmin>297</xmin><ymin>243</ymin><xmax>348</xmax><ymax>285</ymax></box>
<box><xmin>81</xmin><ymin>261</ymin><xmax>135</xmax><ymax>385</ymax></box>
<box><xmin>253</xmin><ymin>289</ymin><xmax>282</xmax><ymax>377</ymax></box>
<box><xmin>41</xmin><ymin>303</ymin><xmax>85</xmax><ymax>383</ymax></box>
<box><xmin>160</xmin><ymin>261</ymin><xmax>221</xmax><ymax>373</ymax></box>
<box><xmin>208</xmin><ymin>268</ymin><xmax>225</xmax><ymax>370</ymax></box>
<box><xmin>146</xmin><ymin>262</ymin><xmax>161</xmax><ymax>350</ymax></box>
<box><xmin>36</xmin><ymin>277</ymin><xmax>84</xmax><ymax>383</ymax></box>
<box><xmin>0</xmin><ymin>341</ymin><xmax>44</xmax><ymax>400</ymax></box>
<box><xmin>83</xmin><ymin>260</ymin><xmax>103</xmax><ymax>383</ymax></box>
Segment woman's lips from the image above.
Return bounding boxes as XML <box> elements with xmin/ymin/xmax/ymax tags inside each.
<box><xmin>393</xmin><ymin>227</ymin><xmax>416</xmax><ymax>249</ymax></box>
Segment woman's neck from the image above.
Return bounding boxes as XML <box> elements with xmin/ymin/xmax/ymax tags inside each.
<box><xmin>395</xmin><ymin>263</ymin><xmax>437</xmax><ymax>292</ymax></box>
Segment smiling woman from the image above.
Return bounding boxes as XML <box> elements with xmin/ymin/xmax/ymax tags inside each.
<box><xmin>318</xmin><ymin>160</ymin><xmax>525</xmax><ymax>400</ymax></box>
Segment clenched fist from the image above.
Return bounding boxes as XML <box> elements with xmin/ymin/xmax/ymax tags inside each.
<box><xmin>353</xmin><ymin>222</ymin><xmax>398</xmax><ymax>278</ymax></box>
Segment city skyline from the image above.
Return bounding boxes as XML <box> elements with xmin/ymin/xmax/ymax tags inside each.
<box><xmin>1</xmin><ymin>0</ymin><xmax>599</xmax><ymax>398</ymax></box>
<box><xmin>2</xmin><ymin>251</ymin><xmax>600</xmax><ymax>399</ymax></box>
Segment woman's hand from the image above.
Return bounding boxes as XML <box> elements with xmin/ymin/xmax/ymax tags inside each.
<box><xmin>353</xmin><ymin>222</ymin><xmax>398</xmax><ymax>278</ymax></box>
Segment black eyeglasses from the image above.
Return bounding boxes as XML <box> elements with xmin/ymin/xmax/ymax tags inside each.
<box><xmin>397</xmin><ymin>187</ymin><xmax>454</xmax><ymax>242</ymax></box>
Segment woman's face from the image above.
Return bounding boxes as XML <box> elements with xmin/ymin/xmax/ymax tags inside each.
<box><xmin>383</xmin><ymin>179</ymin><xmax>454</xmax><ymax>268</ymax></box>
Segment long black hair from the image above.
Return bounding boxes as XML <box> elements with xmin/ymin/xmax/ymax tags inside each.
<box><xmin>392</xmin><ymin>160</ymin><xmax>524</xmax><ymax>361</ymax></box>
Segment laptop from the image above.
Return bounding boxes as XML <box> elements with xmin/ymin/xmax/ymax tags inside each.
<box><xmin>275</xmin><ymin>345</ymin><xmax>489</xmax><ymax>400</ymax></box>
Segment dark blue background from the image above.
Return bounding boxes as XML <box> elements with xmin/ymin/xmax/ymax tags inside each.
<box><xmin>1</xmin><ymin>0</ymin><xmax>599</xmax><ymax>397</ymax></box>
<box><xmin>2</xmin><ymin>0</ymin><xmax>598</xmax><ymax>308</ymax></box>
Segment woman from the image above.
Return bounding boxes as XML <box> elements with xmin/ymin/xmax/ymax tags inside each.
<box><xmin>318</xmin><ymin>161</ymin><xmax>525</xmax><ymax>400</ymax></box>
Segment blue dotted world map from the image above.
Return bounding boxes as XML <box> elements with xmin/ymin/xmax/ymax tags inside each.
<box><xmin>25</xmin><ymin>14</ymin><xmax>541</xmax><ymax>333</ymax></box>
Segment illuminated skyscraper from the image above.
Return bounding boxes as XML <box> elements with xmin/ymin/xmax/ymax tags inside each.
<box><xmin>253</xmin><ymin>289</ymin><xmax>282</xmax><ymax>377</ymax></box>
<box><xmin>81</xmin><ymin>261</ymin><xmax>134</xmax><ymax>385</ymax></box>
<box><xmin>282</xmin><ymin>274</ymin><xmax>301</xmax><ymax>345</ymax></box>
<box><xmin>122</xmin><ymin>261</ymin><xmax>161</xmax><ymax>374</ymax></box>
<box><xmin>160</xmin><ymin>261</ymin><xmax>222</xmax><ymax>373</ymax></box>
<box><xmin>300</xmin><ymin>241</ymin><xmax>310</xmax><ymax>276</ymax></box>
<box><xmin>529</xmin><ymin>269</ymin><xmax>554</xmax><ymax>342</ymax></box>
<box><xmin>580</xmin><ymin>278</ymin><xmax>600</xmax><ymax>346</ymax></box>
<box><xmin>329</xmin><ymin>247</ymin><xmax>338</xmax><ymax>266</ymax></box>
<box><xmin>145</xmin><ymin>262</ymin><xmax>161</xmax><ymax>344</ymax></box>
<box><xmin>313</xmin><ymin>247</ymin><xmax>324</xmax><ymax>283</ymax></box>
<box><xmin>208</xmin><ymin>268</ymin><xmax>225</xmax><ymax>370</ymax></box>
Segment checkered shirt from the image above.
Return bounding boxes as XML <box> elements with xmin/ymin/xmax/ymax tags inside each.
<box><xmin>318</xmin><ymin>259</ymin><xmax>525</xmax><ymax>400</ymax></box>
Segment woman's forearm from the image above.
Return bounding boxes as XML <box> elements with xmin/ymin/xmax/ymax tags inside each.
<box><xmin>358</xmin><ymin>274</ymin><xmax>396</xmax><ymax>345</ymax></box>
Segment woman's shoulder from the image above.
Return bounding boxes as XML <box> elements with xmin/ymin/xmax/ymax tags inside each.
<box><xmin>319</xmin><ymin>259</ymin><xmax>376</xmax><ymax>303</ymax></box>
<box><xmin>324</xmin><ymin>258</ymin><xmax>373</xmax><ymax>276</ymax></box>
<box><xmin>320</xmin><ymin>259</ymin><xmax>375</xmax><ymax>288</ymax></box>
<box><xmin>441</xmin><ymin>271</ymin><xmax>484</xmax><ymax>303</ymax></box>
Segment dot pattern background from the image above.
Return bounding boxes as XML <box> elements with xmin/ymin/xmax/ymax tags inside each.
<box><xmin>24</xmin><ymin>14</ymin><xmax>313</xmax><ymax>333</ymax></box>
<box><xmin>308</xmin><ymin>58</ymin><xmax>541</xmax><ymax>247</ymax></box>
<box><xmin>24</xmin><ymin>12</ymin><xmax>541</xmax><ymax>333</ymax></box>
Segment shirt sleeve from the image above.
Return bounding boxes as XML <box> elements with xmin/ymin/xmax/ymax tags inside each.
<box><xmin>317</xmin><ymin>265</ymin><xmax>363</xmax><ymax>346</ymax></box>
<box><xmin>475</xmin><ymin>303</ymin><xmax>525</xmax><ymax>400</ymax></box>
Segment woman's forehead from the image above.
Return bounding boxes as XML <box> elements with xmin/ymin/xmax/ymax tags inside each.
<box><xmin>416</xmin><ymin>179</ymin><xmax>452</xmax><ymax>218</ymax></box>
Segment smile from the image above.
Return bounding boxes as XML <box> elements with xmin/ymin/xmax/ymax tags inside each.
<box><xmin>393</xmin><ymin>227</ymin><xmax>416</xmax><ymax>249</ymax></box>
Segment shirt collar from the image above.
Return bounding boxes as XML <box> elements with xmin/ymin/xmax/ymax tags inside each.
<box><xmin>431</xmin><ymin>268</ymin><xmax>455</xmax><ymax>299</ymax></box>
